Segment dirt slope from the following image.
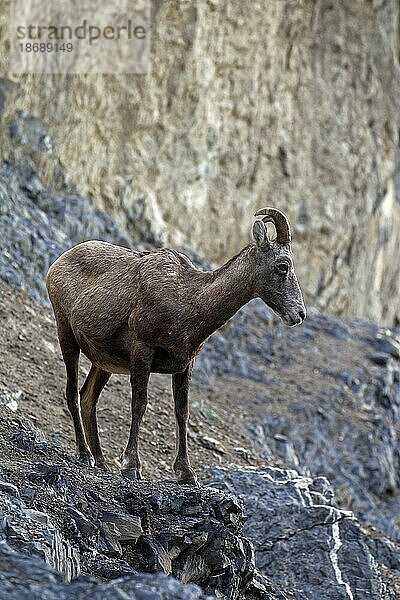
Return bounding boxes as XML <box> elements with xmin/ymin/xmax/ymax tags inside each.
<box><xmin>0</xmin><ymin>282</ymin><xmax>263</xmax><ymax>482</ymax></box>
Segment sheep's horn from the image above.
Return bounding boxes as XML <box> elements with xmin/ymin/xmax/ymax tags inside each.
<box><xmin>254</xmin><ymin>207</ymin><xmax>292</xmax><ymax>245</ymax></box>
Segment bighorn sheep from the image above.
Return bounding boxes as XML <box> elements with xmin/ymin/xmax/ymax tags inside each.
<box><xmin>47</xmin><ymin>207</ymin><xmax>306</xmax><ymax>484</ymax></box>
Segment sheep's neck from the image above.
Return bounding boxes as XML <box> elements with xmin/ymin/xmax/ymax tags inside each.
<box><xmin>196</xmin><ymin>245</ymin><xmax>256</xmax><ymax>341</ymax></box>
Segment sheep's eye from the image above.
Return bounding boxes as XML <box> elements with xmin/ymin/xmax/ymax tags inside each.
<box><xmin>275</xmin><ymin>261</ymin><xmax>289</xmax><ymax>275</ymax></box>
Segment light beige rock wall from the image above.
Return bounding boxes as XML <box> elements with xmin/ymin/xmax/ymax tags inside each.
<box><xmin>1</xmin><ymin>1</ymin><xmax>400</xmax><ymax>323</ymax></box>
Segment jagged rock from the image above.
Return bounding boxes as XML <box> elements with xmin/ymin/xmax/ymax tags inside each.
<box><xmin>0</xmin><ymin>408</ymin><xmax>281</xmax><ymax>599</ymax></box>
<box><xmin>0</xmin><ymin>158</ymin><xmax>134</xmax><ymax>304</ymax></box>
<box><xmin>209</xmin><ymin>465</ymin><xmax>393</xmax><ymax>600</ymax></box>
<box><xmin>0</xmin><ymin>491</ymin><xmax>80</xmax><ymax>583</ymax></box>
<box><xmin>136</xmin><ymin>536</ymin><xmax>172</xmax><ymax>574</ymax></box>
<box><xmin>10</xmin><ymin>416</ymin><xmax>47</xmax><ymax>454</ymax></box>
<box><xmin>66</xmin><ymin>507</ymin><xmax>97</xmax><ymax>538</ymax></box>
<box><xmin>27</xmin><ymin>462</ymin><xmax>68</xmax><ymax>490</ymax></box>
<box><xmin>364</xmin><ymin>531</ymin><xmax>400</xmax><ymax>573</ymax></box>
<box><xmin>0</xmin><ymin>541</ymin><xmax>215</xmax><ymax>599</ymax></box>
<box><xmin>122</xmin><ymin>483</ymin><xmax>269</xmax><ymax>599</ymax></box>
<box><xmin>0</xmin><ymin>481</ymin><xmax>20</xmax><ymax>498</ymax></box>
<box><xmin>230</xmin><ymin>312</ymin><xmax>400</xmax><ymax>543</ymax></box>
<box><xmin>99</xmin><ymin>511</ymin><xmax>143</xmax><ymax>555</ymax></box>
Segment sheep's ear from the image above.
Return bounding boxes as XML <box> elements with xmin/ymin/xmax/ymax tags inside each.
<box><xmin>252</xmin><ymin>220</ymin><xmax>270</xmax><ymax>249</ymax></box>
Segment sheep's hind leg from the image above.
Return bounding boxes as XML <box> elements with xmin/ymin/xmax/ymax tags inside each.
<box><xmin>80</xmin><ymin>365</ymin><xmax>111</xmax><ymax>470</ymax></box>
<box><xmin>172</xmin><ymin>361</ymin><xmax>198</xmax><ymax>486</ymax></box>
<box><xmin>58</xmin><ymin>324</ymin><xmax>94</xmax><ymax>466</ymax></box>
<box><xmin>120</xmin><ymin>342</ymin><xmax>154</xmax><ymax>480</ymax></box>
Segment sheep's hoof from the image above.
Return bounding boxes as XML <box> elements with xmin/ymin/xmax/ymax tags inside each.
<box><xmin>177</xmin><ymin>474</ymin><xmax>199</xmax><ymax>487</ymax></box>
<box><xmin>121</xmin><ymin>468</ymin><xmax>143</xmax><ymax>481</ymax></box>
<box><xmin>95</xmin><ymin>460</ymin><xmax>110</xmax><ymax>472</ymax></box>
<box><xmin>77</xmin><ymin>452</ymin><xmax>95</xmax><ymax>467</ymax></box>
<box><xmin>184</xmin><ymin>477</ymin><xmax>200</xmax><ymax>487</ymax></box>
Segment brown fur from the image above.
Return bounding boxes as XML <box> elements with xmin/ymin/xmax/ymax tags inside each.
<box><xmin>46</xmin><ymin>216</ymin><xmax>306</xmax><ymax>484</ymax></box>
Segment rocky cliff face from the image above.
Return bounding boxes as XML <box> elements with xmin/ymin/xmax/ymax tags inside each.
<box><xmin>1</xmin><ymin>96</ymin><xmax>400</xmax><ymax>597</ymax></box>
<box><xmin>1</xmin><ymin>1</ymin><xmax>400</xmax><ymax>323</ymax></box>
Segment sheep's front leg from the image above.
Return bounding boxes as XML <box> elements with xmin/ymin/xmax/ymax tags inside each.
<box><xmin>172</xmin><ymin>361</ymin><xmax>198</xmax><ymax>486</ymax></box>
<box><xmin>121</xmin><ymin>342</ymin><xmax>154</xmax><ymax>480</ymax></box>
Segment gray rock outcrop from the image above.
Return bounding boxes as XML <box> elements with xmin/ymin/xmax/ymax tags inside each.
<box><xmin>210</xmin><ymin>465</ymin><xmax>395</xmax><ymax>600</ymax></box>
<box><xmin>0</xmin><ymin>407</ymin><xmax>282</xmax><ymax>600</ymax></box>
<box><xmin>0</xmin><ymin>541</ymin><xmax>214</xmax><ymax>600</ymax></box>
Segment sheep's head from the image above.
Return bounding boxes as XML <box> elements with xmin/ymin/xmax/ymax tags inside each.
<box><xmin>252</xmin><ymin>207</ymin><xmax>306</xmax><ymax>326</ymax></box>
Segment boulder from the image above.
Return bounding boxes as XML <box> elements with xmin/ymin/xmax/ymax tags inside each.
<box><xmin>209</xmin><ymin>465</ymin><xmax>395</xmax><ymax>599</ymax></box>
